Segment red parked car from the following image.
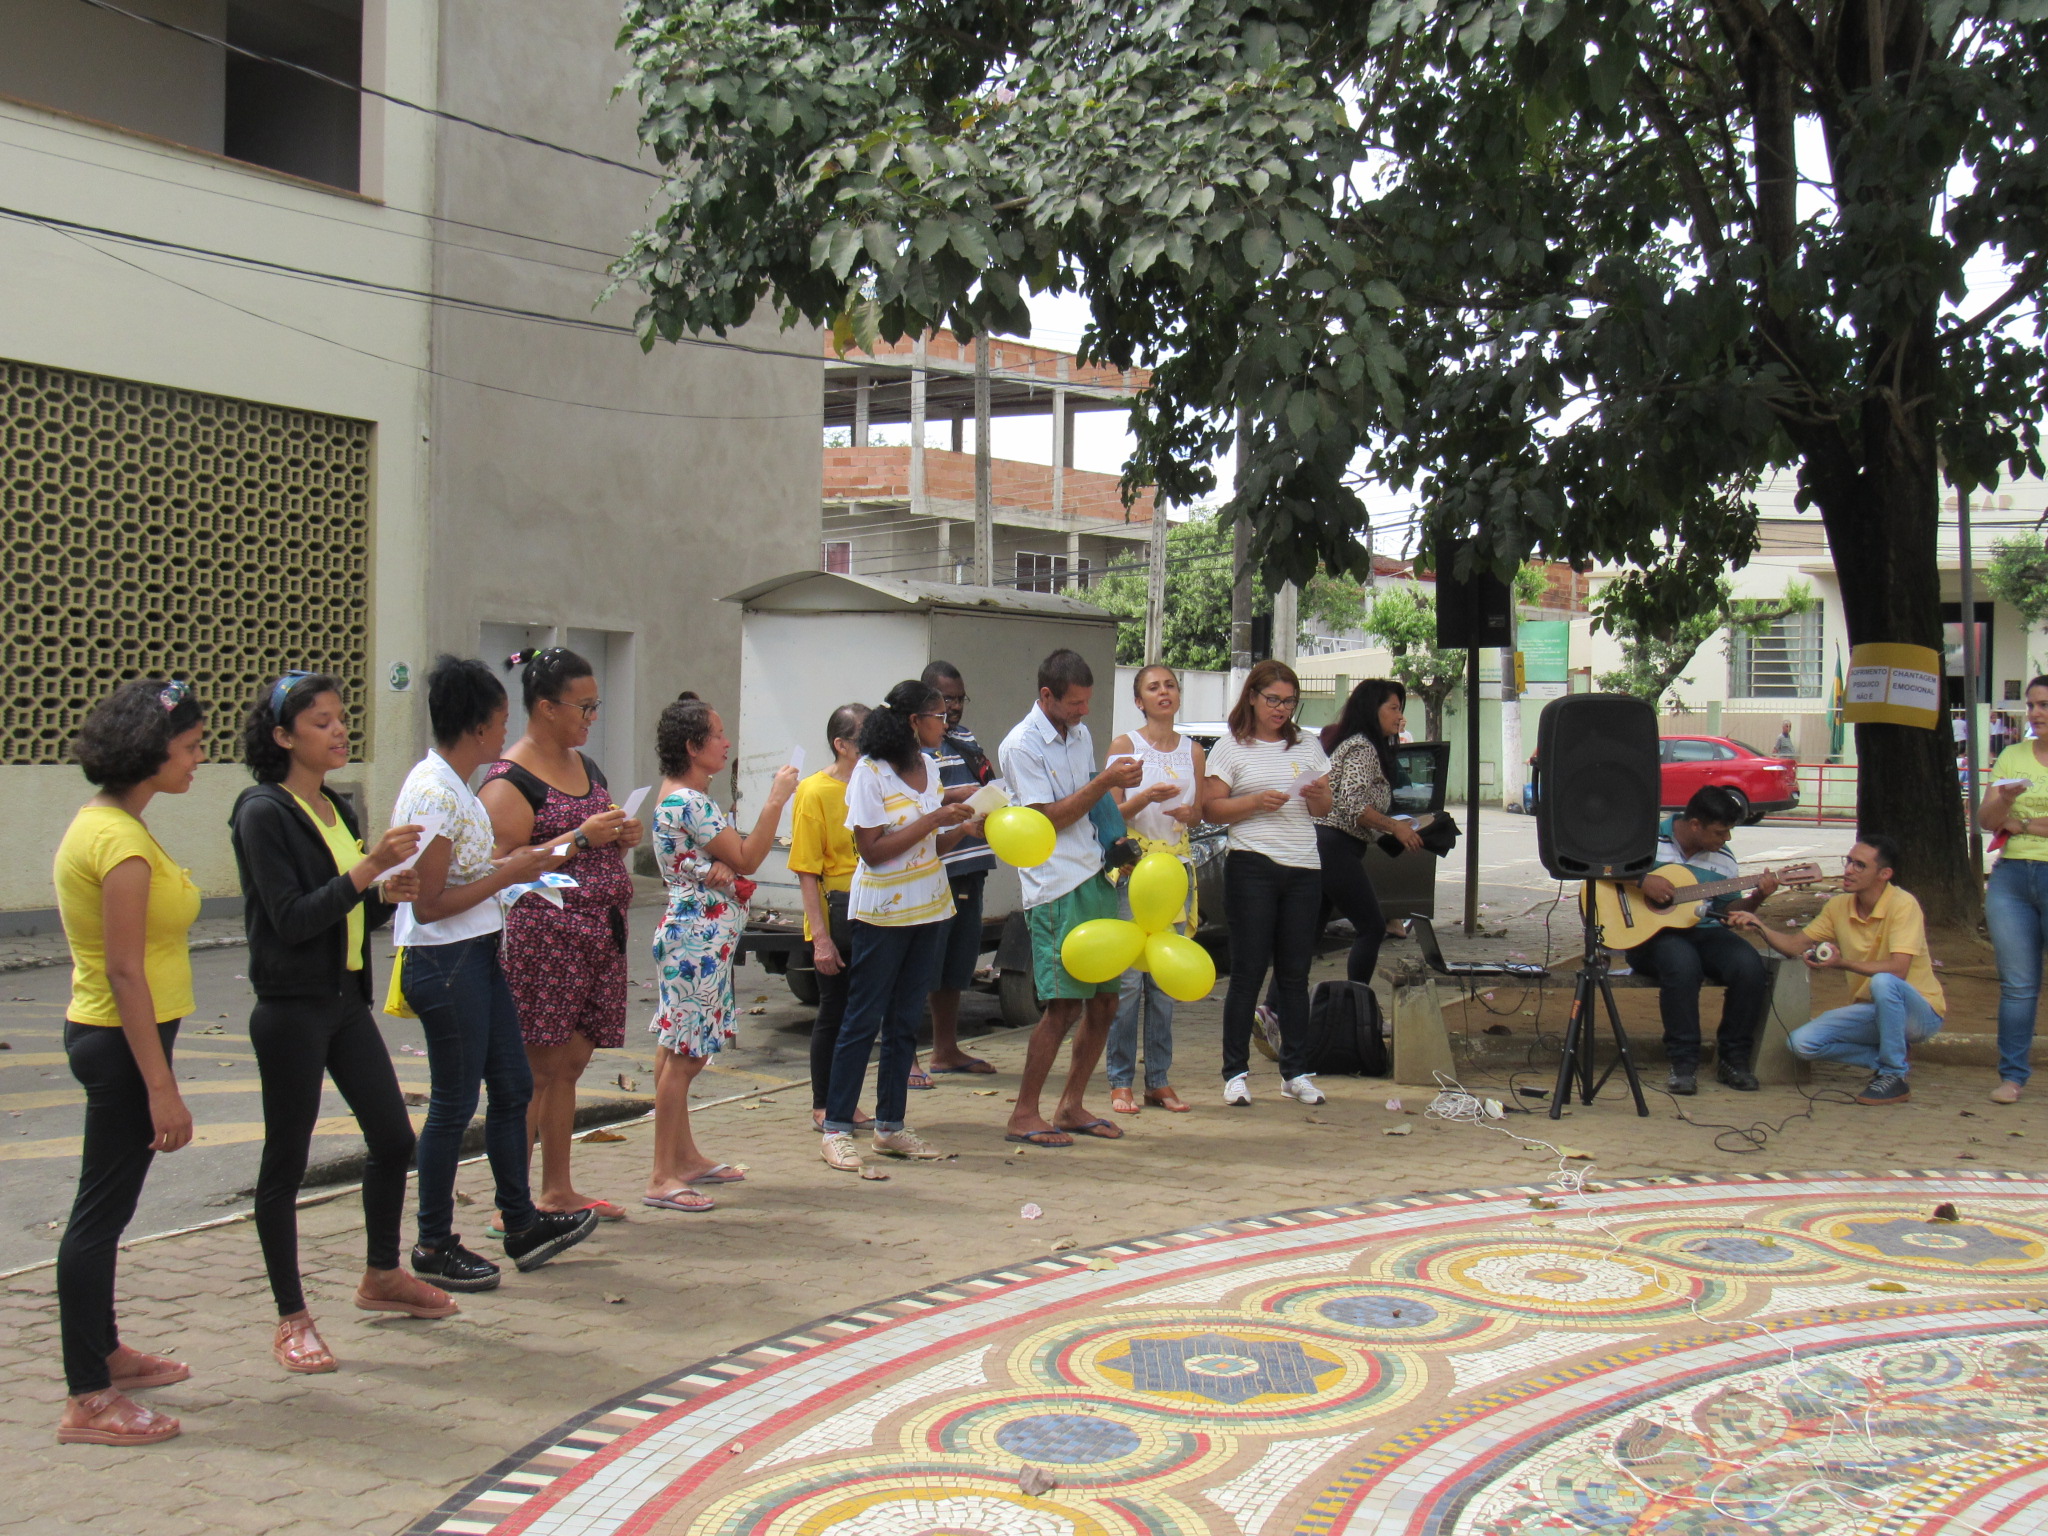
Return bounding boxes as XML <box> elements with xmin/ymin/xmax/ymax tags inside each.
<box><xmin>1659</xmin><ymin>736</ymin><xmax>1801</xmax><ymax>824</ymax></box>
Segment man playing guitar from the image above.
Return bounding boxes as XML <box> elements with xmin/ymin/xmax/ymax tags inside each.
<box><xmin>1631</xmin><ymin>787</ymin><xmax>1774</xmax><ymax>1096</ymax></box>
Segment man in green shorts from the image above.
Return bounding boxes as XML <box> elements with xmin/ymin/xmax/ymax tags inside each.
<box><xmin>997</xmin><ymin>649</ymin><xmax>1143</xmax><ymax>1145</ymax></box>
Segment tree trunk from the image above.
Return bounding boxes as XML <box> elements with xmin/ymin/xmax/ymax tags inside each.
<box><xmin>1808</xmin><ymin>362</ymin><xmax>1977</xmax><ymax>925</ymax></box>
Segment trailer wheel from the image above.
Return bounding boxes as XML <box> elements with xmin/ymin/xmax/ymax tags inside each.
<box><xmin>998</xmin><ymin>968</ymin><xmax>1043</xmax><ymax>1029</ymax></box>
<box><xmin>785</xmin><ymin>947</ymin><xmax>820</xmax><ymax>1007</ymax></box>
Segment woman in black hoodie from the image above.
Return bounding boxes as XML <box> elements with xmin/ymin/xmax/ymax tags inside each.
<box><xmin>230</xmin><ymin>673</ymin><xmax>457</xmax><ymax>1375</ymax></box>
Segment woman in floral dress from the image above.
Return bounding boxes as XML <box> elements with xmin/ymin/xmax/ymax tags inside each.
<box><xmin>644</xmin><ymin>692</ymin><xmax>797</xmax><ymax>1212</ymax></box>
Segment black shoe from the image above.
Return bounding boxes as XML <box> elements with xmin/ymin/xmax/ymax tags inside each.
<box><xmin>1715</xmin><ymin>1060</ymin><xmax>1760</xmax><ymax>1092</ymax></box>
<box><xmin>411</xmin><ymin>1234</ymin><xmax>502</xmax><ymax>1292</ymax></box>
<box><xmin>1666</xmin><ymin>1071</ymin><xmax>1698</xmax><ymax>1096</ymax></box>
<box><xmin>502</xmin><ymin>1208</ymin><xmax>599</xmax><ymax>1273</ymax></box>
<box><xmin>1855</xmin><ymin>1072</ymin><xmax>1911</xmax><ymax>1106</ymax></box>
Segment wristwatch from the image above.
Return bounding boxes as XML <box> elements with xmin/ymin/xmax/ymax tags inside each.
<box><xmin>573</xmin><ymin>829</ymin><xmax>593</xmax><ymax>851</ymax></box>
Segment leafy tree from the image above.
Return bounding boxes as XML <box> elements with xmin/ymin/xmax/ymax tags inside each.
<box><xmin>1595</xmin><ymin>580</ymin><xmax>1817</xmax><ymax>708</ymax></box>
<box><xmin>1984</xmin><ymin>539</ymin><xmax>2048</xmax><ymax>631</ymax></box>
<box><xmin>614</xmin><ymin>0</ymin><xmax>2048</xmax><ymax>916</ymax></box>
<box><xmin>1363</xmin><ymin>587</ymin><xmax>1466</xmax><ymax>737</ymax></box>
<box><xmin>1090</xmin><ymin>517</ymin><xmax>1268</xmax><ymax>668</ymax></box>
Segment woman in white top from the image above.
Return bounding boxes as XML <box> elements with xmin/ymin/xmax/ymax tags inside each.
<box><xmin>1200</xmin><ymin>661</ymin><xmax>1333</xmax><ymax>1108</ymax></box>
<box><xmin>393</xmin><ymin>657</ymin><xmax>592</xmax><ymax>1294</ymax></box>
<box><xmin>1106</xmin><ymin>664</ymin><xmax>1206</xmax><ymax>1115</ymax></box>
<box><xmin>820</xmin><ymin>680</ymin><xmax>976</xmax><ymax>1174</ymax></box>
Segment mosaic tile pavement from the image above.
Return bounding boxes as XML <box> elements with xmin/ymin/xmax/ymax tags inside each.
<box><xmin>407</xmin><ymin>1170</ymin><xmax>2048</xmax><ymax>1536</ymax></box>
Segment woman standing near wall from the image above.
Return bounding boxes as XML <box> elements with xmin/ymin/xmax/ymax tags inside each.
<box><xmin>644</xmin><ymin>694</ymin><xmax>797</xmax><ymax>1210</ymax></box>
<box><xmin>481</xmin><ymin>648</ymin><xmax>642</xmax><ymax>1223</ymax></box>
<box><xmin>1201</xmin><ymin>661</ymin><xmax>1333</xmax><ymax>1109</ymax></box>
<box><xmin>232</xmin><ymin>673</ymin><xmax>455</xmax><ymax>1376</ymax></box>
<box><xmin>788</xmin><ymin>703</ymin><xmax>870</xmax><ymax>1131</ymax></box>
<box><xmin>51</xmin><ymin>680</ymin><xmax>205</xmax><ymax>1445</ymax></box>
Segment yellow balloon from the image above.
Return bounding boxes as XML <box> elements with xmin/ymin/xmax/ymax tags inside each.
<box><xmin>985</xmin><ymin>805</ymin><xmax>1056</xmax><ymax>868</ymax></box>
<box><xmin>1060</xmin><ymin>918</ymin><xmax>1147</xmax><ymax>984</ymax></box>
<box><xmin>1146</xmin><ymin>931</ymin><xmax>1217</xmax><ymax>1002</ymax></box>
<box><xmin>1127</xmin><ymin>851</ymin><xmax>1190</xmax><ymax>933</ymax></box>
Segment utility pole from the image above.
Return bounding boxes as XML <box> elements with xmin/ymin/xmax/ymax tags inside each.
<box><xmin>1464</xmin><ymin>643</ymin><xmax>1482</xmax><ymax>935</ymax></box>
<box><xmin>1228</xmin><ymin>409</ymin><xmax>1253</xmax><ymax>696</ymax></box>
<box><xmin>1273</xmin><ymin>581</ymin><xmax>1298</xmax><ymax>665</ymax></box>
<box><xmin>973</xmin><ymin>335</ymin><xmax>993</xmax><ymax>587</ymax></box>
<box><xmin>1144</xmin><ymin>503</ymin><xmax>1168</xmax><ymax>663</ymax></box>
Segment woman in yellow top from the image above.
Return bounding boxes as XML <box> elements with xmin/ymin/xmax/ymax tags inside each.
<box><xmin>1977</xmin><ymin>673</ymin><xmax>2048</xmax><ymax>1104</ymax></box>
<box><xmin>49</xmin><ymin>679</ymin><xmax>206</xmax><ymax>1447</ymax></box>
<box><xmin>788</xmin><ymin>702</ymin><xmax>869</xmax><ymax>1129</ymax></box>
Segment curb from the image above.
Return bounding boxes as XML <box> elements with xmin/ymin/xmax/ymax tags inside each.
<box><xmin>2</xmin><ymin>935</ymin><xmax>248</xmax><ymax>974</ymax></box>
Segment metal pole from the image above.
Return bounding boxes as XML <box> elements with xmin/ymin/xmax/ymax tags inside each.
<box><xmin>1464</xmin><ymin>643</ymin><xmax>1482</xmax><ymax>934</ymax></box>
<box><xmin>1960</xmin><ymin>483</ymin><xmax>1983</xmax><ymax>876</ymax></box>
<box><xmin>973</xmin><ymin>336</ymin><xmax>993</xmax><ymax>586</ymax></box>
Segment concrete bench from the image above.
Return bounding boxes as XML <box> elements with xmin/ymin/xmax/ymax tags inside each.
<box><xmin>1387</xmin><ymin>950</ymin><xmax>1812</xmax><ymax>1090</ymax></box>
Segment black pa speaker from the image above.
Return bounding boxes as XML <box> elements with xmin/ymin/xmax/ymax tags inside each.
<box><xmin>1434</xmin><ymin>535</ymin><xmax>1515</xmax><ymax>649</ymax></box>
<box><xmin>1534</xmin><ymin>693</ymin><xmax>1660</xmax><ymax>880</ymax></box>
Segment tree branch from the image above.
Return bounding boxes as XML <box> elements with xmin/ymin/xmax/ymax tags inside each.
<box><xmin>1943</xmin><ymin>269</ymin><xmax>2048</xmax><ymax>347</ymax></box>
<box><xmin>1631</xmin><ymin>66</ymin><xmax>1726</xmax><ymax>259</ymax></box>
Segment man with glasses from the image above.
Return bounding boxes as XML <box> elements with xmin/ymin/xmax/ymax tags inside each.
<box><xmin>1730</xmin><ymin>834</ymin><xmax>1944</xmax><ymax>1105</ymax></box>
<box><xmin>998</xmin><ymin>649</ymin><xmax>1144</xmax><ymax>1145</ymax></box>
<box><xmin>920</xmin><ymin>660</ymin><xmax>998</xmax><ymax>1076</ymax></box>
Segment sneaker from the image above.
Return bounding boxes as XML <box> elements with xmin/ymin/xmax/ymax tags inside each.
<box><xmin>502</xmin><ymin>1208</ymin><xmax>599</xmax><ymax>1273</ymax></box>
<box><xmin>411</xmin><ymin>1234</ymin><xmax>501</xmax><ymax>1292</ymax></box>
<box><xmin>1282</xmin><ymin>1075</ymin><xmax>1326</xmax><ymax>1106</ymax></box>
<box><xmin>872</xmin><ymin>1127</ymin><xmax>945</xmax><ymax>1160</ymax></box>
<box><xmin>1855</xmin><ymin>1072</ymin><xmax>1911</xmax><ymax>1106</ymax></box>
<box><xmin>1991</xmin><ymin>1080</ymin><xmax>2023</xmax><ymax>1105</ymax></box>
<box><xmin>821</xmin><ymin>1131</ymin><xmax>864</xmax><ymax>1171</ymax></box>
<box><xmin>1715</xmin><ymin>1060</ymin><xmax>1760</xmax><ymax>1092</ymax></box>
<box><xmin>1224</xmin><ymin>1073</ymin><xmax>1252</xmax><ymax>1107</ymax></box>
<box><xmin>1665</xmin><ymin>1071</ymin><xmax>1697</xmax><ymax>1097</ymax></box>
<box><xmin>1252</xmin><ymin>1006</ymin><xmax>1282</xmax><ymax>1061</ymax></box>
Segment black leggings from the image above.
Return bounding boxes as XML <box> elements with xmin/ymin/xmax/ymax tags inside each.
<box><xmin>57</xmin><ymin>1019</ymin><xmax>177</xmax><ymax>1395</ymax></box>
<box><xmin>1317</xmin><ymin>824</ymin><xmax>1387</xmax><ymax>983</ymax></box>
<box><xmin>809</xmin><ymin>891</ymin><xmax>853</xmax><ymax>1111</ymax></box>
<box><xmin>249</xmin><ymin>996</ymin><xmax>416</xmax><ymax>1315</ymax></box>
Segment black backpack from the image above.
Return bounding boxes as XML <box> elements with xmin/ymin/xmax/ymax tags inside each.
<box><xmin>1303</xmin><ymin>980</ymin><xmax>1390</xmax><ymax>1076</ymax></box>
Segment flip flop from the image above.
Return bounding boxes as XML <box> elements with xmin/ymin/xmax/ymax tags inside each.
<box><xmin>642</xmin><ymin>1188</ymin><xmax>716</xmax><ymax>1213</ymax></box>
<box><xmin>685</xmin><ymin>1164</ymin><xmax>747</xmax><ymax>1185</ymax></box>
<box><xmin>907</xmin><ymin>1068</ymin><xmax>936</xmax><ymax>1090</ymax></box>
<box><xmin>929</xmin><ymin>1059</ymin><xmax>997</xmax><ymax>1075</ymax></box>
<box><xmin>1110</xmin><ymin>1087</ymin><xmax>1140</xmax><ymax>1115</ymax></box>
<box><xmin>1057</xmin><ymin>1118</ymin><xmax>1124</xmax><ymax>1140</ymax></box>
<box><xmin>1004</xmin><ymin>1129</ymin><xmax>1074</xmax><ymax>1147</ymax></box>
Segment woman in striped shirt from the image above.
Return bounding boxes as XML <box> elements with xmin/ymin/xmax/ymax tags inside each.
<box><xmin>820</xmin><ymin>680</ymin><xmax>978</xmax><ymax>1174</ymax></box>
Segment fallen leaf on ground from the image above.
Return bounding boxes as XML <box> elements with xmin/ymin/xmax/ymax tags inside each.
<box><xmin>729</xmin><ymin>1441</ymin><xmax>745</xmax><ymax>1454</ymax></box>
<box><xmin>580</xmin><ymin>1128</ymin><xmax>628</xmax><ymax>1143</ymax></box>
<box><xmin>1867</xmin><ymin>1281</ymin><xmax>1910</xmax><ymax>1293</ymax></box>
<box><xmin>1528</xmin><ymin>1197</ymin><xmax>1559</xmax><ymax>1209</ymax></box>
<box><xmin>402</xmin><ymin>1091</ymin><xmax>428</xmax><ymax>1107</ymax></box>
<box><xmin>1528</xmin><ymin>1216</ymin><xmax>1554</xmax><ymax>1227</ymax></box>
<box><xmin>1930</xmin><ymin>1202</ymin><xmax>1960</xmax><ymax>1222</ymax></box>
<box><xmin>603</xmin><ymin>1293</ymin><xmax>627</xmax><ymax>1305</ymax></box>
<box><xmin>1086</xmin><ymin>1255</ymin><xmax>1118</xmax><ymax>1271</ymax></box>
<box><xmin>2010</xmin><ymin>1130</ymin><xmax>2027</xmax><ymax>1137</ymax></box>
<box><xmin>1020</xmin><ymin>1202</ymin><xmax>1043</xmax><ymax>1219</ymax></box>
<box><xmin>1018</xmin><ymin>1465</ymin><xmax>1058</xmax><ymax>1496</ymax></box>
<box><xmin>455</xmin><ymin>1191</ymin><xmax>476</xmax><ymax>1206</ymax></box>
<box><xmin>1960</xmin><ymin>1153</ymin><xmax>1980</xmax><ymax>1160</ymax></box>
<box><xmin>1559</xmin><ymin>1147</ymin><xmax>1593</xmax><ymax>1159</ymax></box>
<box><xmin>1050</xmin><ymin>1235</ymin><xmax>1079</xmax><ymax>1252</ymax></box>
<box><xmin>1960</xmin><ymin>1109</ymin><xmax>1980</xmax><ymax>1118</ymax></box>
<box><xmin>752</xmin><ymin>996</ymin><xmax>768</xmax><ymax>1003</ymax></box>
<box><xmin>1383</xmin><ymin>1124</ymin><xmax>1412</xmax><ymax>1137</ymax></box>
<box><xmin>971</xmin><ymin>1089</ymin><xmax>999</xmax><ymax>1097</ymax></box>
<box><xmin>858</xmin><ymin>1165</ymin><xmax>890</xmax><ymax>1180</ymax></box>
<box><xmin>745</xmin><ymin>1006</ymin><xmax>766</xmax><ymax>1015</ymax></box>
<box><xmin>615</xmin><ymin>1074</ymin><xmax>639</xmax><ymax>1092</ymax></box>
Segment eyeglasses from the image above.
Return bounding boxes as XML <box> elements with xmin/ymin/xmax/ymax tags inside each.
<box><xmin>268</xmin><ymin>670</ymin><xmax>313</xmax><ymax>716</ymax></box>
<box><xmin>565</xmin><ymin>699</ymin><xmax>602</xmax><ymax>717</ymax></box>
<box><xmin>938</xmin><ymin>694</ymin><xmax>968</xmax><ymax>708</ymax></box>
<box><xmin>915</xmin><ymin>711</ymin><xmax>949</xmax><ymax>722</ymax></box>
<box><xmin>157</xmin><ymin>678</ymin><xmax>192</xmax><ymax>711</ymax></box>
<box><xmin>1257</xmin><ymin>691</ymin><xmax>1300</xmax><ymax>711</ymax></box>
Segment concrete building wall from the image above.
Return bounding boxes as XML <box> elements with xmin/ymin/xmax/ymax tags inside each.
<box><xmin>423</xmin><ymin>0</ymin><xmax>820</xmax><ymax>801</ymax></box>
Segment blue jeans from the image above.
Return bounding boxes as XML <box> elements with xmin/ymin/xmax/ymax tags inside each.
<box><xmin>1109</xmin><ymin>887</ymin><xmax>1176</xmax><ymax>1091</ymax></box>
<box><xmin>403</xmin><ymin>934</ymin><xmax>537</xmax><ymax>1245</ymax></box>
<box><xmin>824</xmin><ymin>918</ymin><xmax>945</xmax><ymax>1134</ymax></box>
<box><xmin>1984</xmin><ymin>857</ymin><xmax>2048</xmax><ymax>1084</ymax></box>
<box><xmin>1788</xmin><ymin>972</ymin><xmax>1944</xmax><ymax>1078</ymax></box>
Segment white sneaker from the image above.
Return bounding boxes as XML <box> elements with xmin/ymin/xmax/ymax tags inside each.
<box><xmin>1282</xmin><ymin>1075</ymin><xmax>1325</xmax><ymax>1106</ymax></box>
<box><xmin>872</xmin><ymin>1127</ymin><xmax>945</xmax><ymax>1160</ymax></box>
<box><xmin>1224</xmin><ymin>1073</ymin><xmax>1252</xmax><ymax>1107</ymax></box>
<box><xmin>820</xmin><ymin>1131</ymin><xmax>863</xmax><ymax>1172</ymax></box>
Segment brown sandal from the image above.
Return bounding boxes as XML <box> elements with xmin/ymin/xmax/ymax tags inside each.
<box><xmin>354</xmin><ymin>1273</ymin><xmax>458</xmax><ymax>1320</ymax></box>
<box><xmin>107</xmin><ymin>1347</ymin><xmax>189</xmax><ymax>1392</ymax></box>
<box><xmin>57</xmin><ymin>1388</ymin><xmax>181</xmax><ymax>1446</ymax></box>
<box><xmin>273</xmin><ymin>1315</ymin><xmax>337</xmax><ymax>1375</ymax></box>
<box><xmin>1110</xmin><ymin>1086</ymin><xmax>1140</xmax><ymax>1115</ymax></box>
<box><xmin>1144</xmin><ymin>1087</ymin><xmax>1192</xmax><ymax>1113</ymax></box>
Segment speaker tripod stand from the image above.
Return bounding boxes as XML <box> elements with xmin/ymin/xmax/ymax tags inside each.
<box><xmin>1549</xmin><ymin>902</ymin><xmax>1649</xmax><ymax>1120</ymax></box>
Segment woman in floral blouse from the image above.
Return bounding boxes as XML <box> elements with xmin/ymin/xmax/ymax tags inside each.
<box><xmin>644</xmin><ymin>693</ymin><xmax>797</xmax><ymax>1212</ymax></box>
<box><xmin>1312</xmin><ymin>679</ymin><xmax>1424</xmax><ymax>984</ymax></box>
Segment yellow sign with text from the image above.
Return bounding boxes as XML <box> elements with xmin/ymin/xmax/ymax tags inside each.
<box><xmin>1841</xmin><ymin>643</ymin><xmax>1943</xmax><ymax>729</ymax></box>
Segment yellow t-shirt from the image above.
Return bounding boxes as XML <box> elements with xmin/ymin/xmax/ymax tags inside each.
<box><xmin>294</xmin><ymin>792</ymin><xmax>365</xmax><ymax>970</ymax></box>
<box><xmin>54</xmin><ymin>805</ymin><xmax>201</xmax><ymax>1026</ymax></box>
<box><xmin>787</xmin><ymin>769</ymin><xmax>858</xmax><ymax>940</ymax></box>
<box><xmin>1990</xmin><ymin>741</ymin><xmax>2048</xmax><ymax>862</ymax></box>
<box><xmin>1804</xmin><ymin>884</ymin><xmax>1945</xmax><ymax>1016</ymax></box>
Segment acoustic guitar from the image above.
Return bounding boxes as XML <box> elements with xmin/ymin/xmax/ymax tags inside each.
<box><xmin>1581</xmin><ymin>862</ymin><xmax>1824</xmax><ymax>949</ymax></box>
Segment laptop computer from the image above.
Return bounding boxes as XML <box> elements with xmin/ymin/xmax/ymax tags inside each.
<box><xmin>1411</xmin><ymin>915</ymin><xmax>1549</xmax><ymax>979</ymax></box>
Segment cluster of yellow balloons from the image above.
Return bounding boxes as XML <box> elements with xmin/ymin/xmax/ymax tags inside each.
<box><xmin>1060</xmin><ymin>852</ymin><xmax>1217</xmax><ymax>1002</ymax></box>
<box><xmin>983</xmin><ymin>805</ymin><xmax>1056</xmax><ymax>868</ymax></box>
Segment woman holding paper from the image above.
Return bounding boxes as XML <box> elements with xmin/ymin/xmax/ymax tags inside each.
<box><xmin>481</xmin><ymin>647</ymin><xmax>643</xmax><ymax>1223</ymax></box>
<box><xmin>1977</xmin><ymin>673</ymin><xmax>2048</xmax><ymax>1105</ymax></box>
<box><xmin>645</xmin><ymin>693</ymin><xmax>798</xmax><ymax>1209</ymax></box>
<box><xmin>1105</xmin><ymin>664</ymin><xmax>1204</xmax><ymax>1114</ymax></box>
<box><xmin>231</xmin><ymin>672</ymin><xmax>454</xmax><ymax>1375</ymax></box>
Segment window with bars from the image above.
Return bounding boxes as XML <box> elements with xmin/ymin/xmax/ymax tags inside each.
<box><xmin>1016</xmin><ymin>552</ymin><xmax>1092</xmax><ymax>593</ymax></box>
<box><xmin>1</xmin><ymin>357</ymin><xmax>371</xmax><ymax>765</ymax></box>
<box><xmin>821</xmin><ymin>541</ymin><xmax>852</xmax><ymax>574</ymax></box>
<box><xmin>1728</xmin><ymin>603</ymin><xmax>1825</xmax><ymax>698</ymax></box>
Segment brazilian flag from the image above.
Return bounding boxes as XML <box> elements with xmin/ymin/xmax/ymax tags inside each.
<box><xmin>1827</xmin><ymin>647</ymin><xmax>1846</xmax><ymax>760</ymax></box>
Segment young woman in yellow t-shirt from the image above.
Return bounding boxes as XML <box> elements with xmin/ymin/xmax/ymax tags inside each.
<box><xmin>1977</xmin><ymin>673</ymin><xmax>2048</xmax><ymax>1105</ymax></box>
<box><xmin>50</xmin><ymin>679</ymin><xmax>206</xmax><ymax>1447</ymax></box>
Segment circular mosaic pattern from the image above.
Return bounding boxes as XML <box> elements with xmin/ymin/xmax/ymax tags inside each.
<box><xmin>408</xmin><ymin>1172</ymin><xmax>2048</xmax><ymax>1536</ymax></box>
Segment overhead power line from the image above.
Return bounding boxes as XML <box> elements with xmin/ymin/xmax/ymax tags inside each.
<box><xmin>73</xmin><ymin>0</ymin><xmax>662</xmax><ymax>180</ymax></box>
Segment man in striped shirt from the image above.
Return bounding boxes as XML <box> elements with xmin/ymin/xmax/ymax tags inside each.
<box><xmin>922</xmin><ymin>660</ymin><xmax>998</xmax><ymax>1076</ymax></box>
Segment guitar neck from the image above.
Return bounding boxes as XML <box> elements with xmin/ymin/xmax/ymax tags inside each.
<box><xmin>1674</xmin><ymin>872</ymin><xmax>1767</xmax><ymax>903</ymax></box>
